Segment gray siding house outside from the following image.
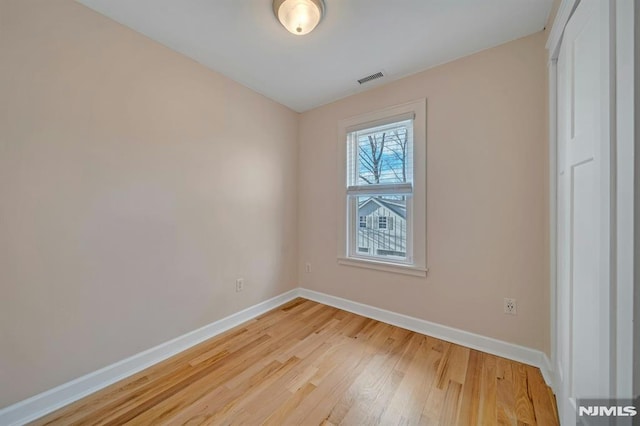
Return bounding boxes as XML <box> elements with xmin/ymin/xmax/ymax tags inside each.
<box><xmin>357</xmin><ymin>197</ymin><xmax>406</xmax><ymax>258</ymax></box>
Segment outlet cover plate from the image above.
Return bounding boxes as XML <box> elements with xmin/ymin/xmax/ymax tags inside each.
<box><xmin>504</xmin><ymin>298</ymin><xmax>517</xmax><ymax>315</ymax></box>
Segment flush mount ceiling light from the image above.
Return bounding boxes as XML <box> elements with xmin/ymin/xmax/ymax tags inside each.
<box><xmin>273</xmin><ymin>0</ymin><xmax>325</xmax><ymax>35</ymax></box>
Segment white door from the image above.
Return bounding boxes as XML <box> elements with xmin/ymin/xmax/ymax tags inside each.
<box><xmin>556</xmin><ymin>0</ymin><xmax>611</xmax><ymax>423</ymax></box>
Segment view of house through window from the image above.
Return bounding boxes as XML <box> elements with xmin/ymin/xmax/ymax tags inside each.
<box><xmin>346</xmin><ymin>117</ymin><xmax>413</xmax><ymax>263</ymax></box>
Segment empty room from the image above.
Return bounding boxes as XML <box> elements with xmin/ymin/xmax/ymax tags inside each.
<box><xmin>0</xmin><ymin>0</ymin><xmax>637</xmax><ymax>425</ymax></box>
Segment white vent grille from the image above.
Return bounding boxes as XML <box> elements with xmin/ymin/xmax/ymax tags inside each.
<box><xmin>357</xmin><ymin>72</ymin><xmax>384</xmax><ymax>85</ymax></box>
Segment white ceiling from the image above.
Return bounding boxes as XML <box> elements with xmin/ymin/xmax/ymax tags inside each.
<box><xmin>77</xmin><ymin>0</ymin><xmax>554</xmax><ymax>112</ymax></box>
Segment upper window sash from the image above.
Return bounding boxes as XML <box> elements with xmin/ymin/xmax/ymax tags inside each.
<box><xmin>346</xmin><ymin>118</ymin><xmax>414</xmax><ymax>188</ymax></box>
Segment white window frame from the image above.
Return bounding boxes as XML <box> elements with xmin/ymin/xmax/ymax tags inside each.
<box><xmin>337</xmin><ymin>99</ymin><xmax>428</xmax><ymax>277</ymax></box>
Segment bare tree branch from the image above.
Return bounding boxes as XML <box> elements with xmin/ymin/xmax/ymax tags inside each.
<box><xmin>359</xmin><ymin>175</ymin><xmax>373</xmax><ymax>184</ymax></box>
<box><xmin>385</xmin><ymin>159</ymin><xmax>402</xmax><ymax>181</ymax></box>
<box><xmin>364</xmin><ymin>132</ymin><xmax>386</xmax><ymax>183</ymax></box>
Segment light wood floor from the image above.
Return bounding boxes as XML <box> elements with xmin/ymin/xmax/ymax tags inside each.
<box><xmin>32</xmin><ymin>298</ymin><xmax>559</xmax><ymax>425</ymax></box>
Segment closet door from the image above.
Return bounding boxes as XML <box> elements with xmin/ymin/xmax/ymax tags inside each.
<box><xmin>556</xmin><ymin>0</ymin><xmax>611</xmax><ymax>422</ymax></box>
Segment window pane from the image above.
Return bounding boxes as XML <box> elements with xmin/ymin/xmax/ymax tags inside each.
<box><xmin>354</xmin><ymin>119</ymin><xmax>413</xmax><ymax>186</ymax></box>
<box><xmin>355</xmin><ymin>195</ymin><xmax>407</xmax><ymax>260</ymax></box>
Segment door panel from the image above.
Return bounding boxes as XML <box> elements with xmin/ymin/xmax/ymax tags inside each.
<box><xmin>556</xmin><ymin>0</ymin><xmax>611</xmax><ymax>423</ymax></box>
<box><xmin>571</xmin><ymin>162</ymin><xmax>599</xmax><ymax>396</ymax></box>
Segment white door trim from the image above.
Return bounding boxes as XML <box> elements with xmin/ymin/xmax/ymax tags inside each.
<box><xmin>547</xmin><ymin>0</ymin><xmax>636</xmax><ymax>404</ymax></box>
<box><xmin>546</xmin><ymin>0</ymin><xmax>580</xmax><ymax>62</ymax></box>
<box><xmin>547</xmin><ymin>57</ymin><xmax>558</xmax><ymax>394</ymax></box>
<box><xmin>546</xmin><ymin>0</ymin><xmax>580</xmax><ymax>395</ymax></box>
<box><xmin>614</xmin><ymin>0</ymin><xmax>636</xmax><ymax>399</ymax></box>
<box><xmin>546</xmin><ymin>0</ymin><xmax>579</xmax><ymax>399</ymax></box>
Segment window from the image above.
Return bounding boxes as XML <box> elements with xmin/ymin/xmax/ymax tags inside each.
<box><xmin>347</xmin><ymin>117</ymin><xmax>412</xmax><ymax>263</ymax></box>
<box><xmin>337</xmin><ymin>99</ymin><xmax>427</xmax><ymax>277</ymax></box>
<box><xmin>378</xmin><ymin>216</ymin><xmax>388</xmax><ymax>229</ymax></box>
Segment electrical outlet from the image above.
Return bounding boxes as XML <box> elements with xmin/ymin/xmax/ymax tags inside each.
<box><xmin>504</xmin><ymin>298</ymin><xmax>517</xmax><ymax>315</ymax></box>
<box><xmin>236</xmin><ymin>278</ymin><xmax>244</xmax><ymax>292</ymax></box>
<box><xmin>305</xmin><ymin>262</ymin><xmax>311</xmax><ymax>273</ymax></box>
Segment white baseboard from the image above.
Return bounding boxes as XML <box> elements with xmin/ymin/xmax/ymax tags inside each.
<box><xmin>297</xmin><ymin>288</ymin><xmax>556</xmax><ymax>390</ymax></box>
<box><xmin>1</xmin><ymin>287</ymin><xmax>556</xmax><ymax>425</ymax></box>
<box><xmin>0</xmin><ymin>289</ymin><xmax>299</xmax><ymax>426</ymax></box>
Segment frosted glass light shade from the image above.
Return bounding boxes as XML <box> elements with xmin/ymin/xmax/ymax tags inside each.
<box><xmin>273</xmin><ymin>0</ymin><xmax>325</xmax><ymax>35</ymax></box>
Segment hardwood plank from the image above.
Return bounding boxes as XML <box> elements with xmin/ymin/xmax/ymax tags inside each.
<box><xmin>30</xmin><ymin>325</ymin><xmax>255</xmax><ymax>426</ymax></box>
<box><xmin>151</xmin><ymin>312</ymin><xmax>348</xmax><ymax>424</ymax></box>
<box><xmin>338</xmin><ymin>330</ymin><xmax>412</xmax><ymax>423</ymax></box>
<box><xmin>31</xmin><ymin>299</ymin><xmax>558</xmax><ymax>426</ymax></box>
<box><xmin>294</xmin><ymin>350</ymin><xmax>373</xmax><ymax>424</ymax></box>
<box><xmin>208</xmin><ymin>339</ymin><xmax>343</xmax><ymax>423</ymax></box>
<box><xmin>262</xmin><ymin>381</ymin><xmax>316</xmax><ymax>425</ymax></box>
<box><xmin>208</xmin><ymin>356</ymin><xmax>302</xmax><ymax>425</ymax></box>
<box><xmin>526</xmin><ymin>365</ymin><xmax>559</xmax><ymax>426</ymax></box>
<box><xmin>127</xmin><ymin>357</ymin><xmax>299</xmax><ymax>425</ymax></box>
<box><xmin>438</xmin><ymin>380</ymin><xmax>463</xmax><ymax>426</ymax></box>
<box><xmin>547</xmin><ymin>385</ymin><xmax>560</xmax><ymax>425</ymax></box>
<box><xmin>479</xmin><ymin>352</ymin><xmax>498</xmax><ymax>425</ymax></box>
<box><xmin>513</xmin><ymin>363</ymin><xmax>537</xmax><ymax>425</ymax></box>
<box><xmin>457</xmin><ymin>349</ymin><xmax>483</xmax><ymax>426</ymax></box>
<box><xmin>398</xmin><ymin>339</ymin><xmax>443</xmax><ymax>426</ymax></box>
<box><xmin>421</xmin><ymin>342</ymin><xmax>469</xmax><ymax>424</ymax></box>
<box><xmin>496</xmin><ymin>358</ymin><xmax>517</xmax><ymax>425</ymax></box>
<box><xmin>377</xmin><ymin>335</ymin><xmax>435</xmax><ymax>425</ymax></box>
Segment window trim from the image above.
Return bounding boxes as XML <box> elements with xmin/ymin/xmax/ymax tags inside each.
<box><xmin>337</xmin><ymin>256</ymin><xmax>428</xmax><ymax>277</ymax></box>
<box><xmin>336</xmin><ymin>99</ymin><xmax>427</xmax><ymax>276</ymax></box>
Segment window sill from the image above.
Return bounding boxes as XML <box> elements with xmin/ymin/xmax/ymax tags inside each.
<box><xmin>337</xmin><ymin>257</ymin><xmax>428</xmax><ymax>277</ymax></box>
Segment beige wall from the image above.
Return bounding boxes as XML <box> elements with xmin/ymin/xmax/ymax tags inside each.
<box><xmin>298</xmin><ymin>32</ymin><xmax>549</xmax><ymax>353</ymax></box>
<box><xmin>1</xmin><ymin>0</ymin><xmax>551</xmax><ymax>409</ymax></box>
<box><xmin>0</xmin><ymin>0</ymin><xmax>298</xmax><ymax>407</ymax></box>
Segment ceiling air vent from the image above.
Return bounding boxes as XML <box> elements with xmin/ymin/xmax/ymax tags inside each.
<box><xmin>357</xmin><ymin>71</ymin><xmax>384</xmax><ymax>85</ymax></box>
